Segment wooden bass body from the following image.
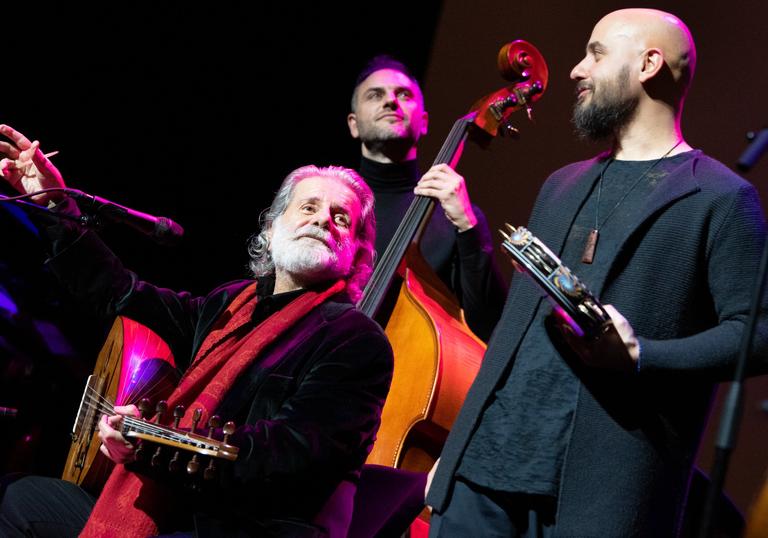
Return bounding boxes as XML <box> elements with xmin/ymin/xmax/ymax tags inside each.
<box><xmin>366</xmin><ymin>249</ymin><xmax>485</xmax><ymax>473</ymax></box>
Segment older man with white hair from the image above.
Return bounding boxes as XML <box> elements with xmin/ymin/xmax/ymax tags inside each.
<box><xmin>0</xmin><ymin>124</ymin><xmax>393</xmax><ymax>538</ymax></box>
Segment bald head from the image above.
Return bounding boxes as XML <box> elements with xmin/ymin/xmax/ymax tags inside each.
<box><xmin>595</xmin><ymin>9</ymin><xmax>696</xmax><ymax>91</ymax></box>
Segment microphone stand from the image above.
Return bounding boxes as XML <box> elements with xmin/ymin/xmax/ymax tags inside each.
<box><xmin>1</xmin><ymin>188</ymin><xmax>184</xmax><ymax>244</ymax></box>
<box><xmin>0</xmin><ymin>195</ymin><xmax>85</xmax><ymax>227</ymax></box>
<box><xmin>698</xmin><ymin>132</ymin><xmax>768</xmax><ymax>537</ymax></box>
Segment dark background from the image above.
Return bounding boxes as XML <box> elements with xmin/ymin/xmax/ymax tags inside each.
<box><xmin>1</xmin><ymin>0</ymin><xmax>767</xmax><ymax>519</ymax></box>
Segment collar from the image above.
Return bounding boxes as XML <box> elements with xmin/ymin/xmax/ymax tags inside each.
<box><xmin>359</xmin><ymin>156</ymin><xmax>420</xmax><ymax>193</ymax></box>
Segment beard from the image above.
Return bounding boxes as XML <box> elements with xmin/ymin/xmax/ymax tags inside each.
<box><xmin>356</xmin><ymin>116</ymin><xmax>420</xmax><ymax>156</ymax></box>
<box><xmin>270</xmin><ymin>219</ymin><xmax>355</xmax><ymax>285</ymax></box>
<box><xmin>572</xmin><ymin>65</ymin><xmax>639</xmax><ymax>141</ymax></box>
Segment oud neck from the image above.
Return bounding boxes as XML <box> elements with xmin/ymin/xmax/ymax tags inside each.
<box><xmin>123</xmin><ymin>415</ymin><xmax>178</xmax><ymax>441</ymax></box>
<box><xmin>357</xmin><ymin>114</ymin><xmax>475</xmax><ymax>318</ymax></box>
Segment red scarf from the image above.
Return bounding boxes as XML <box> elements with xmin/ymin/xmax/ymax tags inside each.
<box><xmin>80</xmin><ymin>279</ymin><xmax>346</xmax><ymax>537</ymax></box>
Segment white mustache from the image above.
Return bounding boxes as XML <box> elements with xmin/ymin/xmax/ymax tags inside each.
<box><xmin>293</xmin><ymin>226</ymin><xmax>335</xmax><ymax>249</ymax></box>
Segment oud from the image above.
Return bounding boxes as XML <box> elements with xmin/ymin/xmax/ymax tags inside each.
<box><xmin>63</xmin><ymin>317</ymin><xmax>177</xmax><ymax>492</ymax></box>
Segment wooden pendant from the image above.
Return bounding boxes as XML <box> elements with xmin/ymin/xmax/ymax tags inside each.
<box><xmin>582</xmin><ymin>229</ymin><xmax>599</xmax><ymax>264</ymax></box>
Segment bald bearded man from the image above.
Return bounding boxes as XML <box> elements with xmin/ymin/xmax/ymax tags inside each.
<box><xmin>426</xmin><ymin>9</ymin><xmax>768</xmax><ymax>537</ymax></box>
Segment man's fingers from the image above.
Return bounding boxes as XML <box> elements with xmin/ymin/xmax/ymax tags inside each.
<box><xmin>30</xmin><ymin>144</ymin><xmax>63</xmax><ymax>181</ymax></box>
<box><xmin>0</xmin><ymin>124</ymin><xmax>33</xmax><ymax>150</ymax></box>
<box><xmin>0</xmin><ymin>141</ymin><xmax>20</xmax><ymax>159</ymax></box>
<box><xmin>414</xmin><ymin>186</ymin><xmax>445</xmax><ymax>198</ymax></box>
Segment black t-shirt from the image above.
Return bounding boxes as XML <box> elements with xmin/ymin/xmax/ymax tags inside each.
<box><xmin>456</xmin><ymin>151</ymin><xmax>696</xmax><ymax>497</ymax></box>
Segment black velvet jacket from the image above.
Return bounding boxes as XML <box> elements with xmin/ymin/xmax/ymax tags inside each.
<box><xmin>43</xmin><ymin>200</ymin><xmax>394</xmax><ymax>537</ymax></box>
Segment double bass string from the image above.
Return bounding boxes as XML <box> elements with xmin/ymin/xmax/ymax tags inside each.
<box><xmin>359</xmin><ymin>118</ymin><xmax>469</xmax><ymax>316</ymax></box>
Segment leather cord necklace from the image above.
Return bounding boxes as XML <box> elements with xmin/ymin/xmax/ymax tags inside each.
<box><xmin>581</xmin><ymin>139</ymin><xmax>683</xmax><ymax>264</ymax></box>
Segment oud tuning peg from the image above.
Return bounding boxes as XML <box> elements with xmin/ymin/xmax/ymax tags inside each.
<box><xmin>191</xmin><ymin>408</ymin><xmax>203</xmax><ymax>434</ymax></box>
<box><xmin>187</xmin><ymin>455</ymin><xmax>201</xmax><ymax>475</ymax></box>
<box><xmin>154</xmin><ymin>400</ymin><xmax>168</xmax><ymax>423</ymax></box>
<box><xmin>173</xmin><ymin>405</ymin><xmax>186</xmax><ymax>429</ymax></box>
<box><xmin>169</xmin><ymin>450</ymin><xmax>182</xmax><ymax>473</ymax></box>
<box><xmin>525</xmin><ymin>104</ymin><xmax>534</xmax><ymax>122</ymax></box>
<box><xmin>222</xmin><ymin>421</ymin><xmax>236</xmax><ymax>445</ymax></box>
<box><xmin>151</xmin><ymin>446</ymin><xmax>163</xmax><ymax>468</ymax></box>
<box><xmin>207</xmin><ymin>415</ymin><xmax>222</xmax><ymax>438</ymax></box>
<box><xmin>138</xmin><ymin>398</ymin><xmax>152</xmax><ymax>419</ymax></box>
<box><xmin>204</xmin><ymin>459</ymin><xmax>217</xmax><ymax>481</ymax></box>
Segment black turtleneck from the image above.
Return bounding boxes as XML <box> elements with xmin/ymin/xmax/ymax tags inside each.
<box><xmin>359</xmin><ymin>157</ymin><xmax>507</xmax><ymax>341</ymax></box>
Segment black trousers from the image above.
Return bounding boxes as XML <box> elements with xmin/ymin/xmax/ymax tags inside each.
<box><xmin>429</xmin><ymin>478</ymin><xmax>556</xmax><ymax>538</ymax></box>
<box><xmin>0</xmin><ymin>474</ymin><xmax>201</xmax><ymax>537</ymax></box>
<box><xmin>0</xmin><ymin>475</ymin><xmax>95</xmax><ymax>537</ymax></box>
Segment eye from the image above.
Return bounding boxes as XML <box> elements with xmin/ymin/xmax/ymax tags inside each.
<box><xmin>300</xmin><ymin>204</ymin><xmax>316</xmax><ymax>214</ymax></box>
<box><xmin>366</xmin><ymin>89</ymin><xmax>383</xmax><ymax>101</ymax></box>
<box><xmin>334</xmin><ymin>213</ymin><xmax>351</xmax><ymax>228</ymax></box>
<box><xmin>397</xmin><ymin>89</ymin><xmax>413</xmax><ymax>100</ymax></box>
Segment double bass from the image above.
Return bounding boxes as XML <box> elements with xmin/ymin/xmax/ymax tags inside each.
<box><xmin>360</xmin><ymin>41</ymin><xmax>549</xmax><ymax>476</ymax></box>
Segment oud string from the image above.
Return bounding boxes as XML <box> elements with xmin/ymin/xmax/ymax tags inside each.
<box><xmin>80</xmin><ymin>386</ymin><xmax>208</xmax><ymax>440</ymax></box>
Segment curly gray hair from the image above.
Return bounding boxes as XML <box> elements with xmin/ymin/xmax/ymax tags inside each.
<box><xmin>248</xmin><ymin>165</ymin><xmax>376</xmax><ymax>302</ymax></box>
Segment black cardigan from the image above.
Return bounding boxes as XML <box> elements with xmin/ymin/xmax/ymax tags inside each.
<box><xmin>427</xmin><ymin>151</ymin><xmax>768</xmax><ymax>536</ymax></box>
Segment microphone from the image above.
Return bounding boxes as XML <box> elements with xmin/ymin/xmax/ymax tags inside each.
<box><xmin>67</xmin><ymin>189</ymin><xmax>184</xmax><ymax>245</ymax></box>
<box><xmin>737</xmin><ymin>128</ymin><xmax>768</xmax><ymax>172</ymax></box>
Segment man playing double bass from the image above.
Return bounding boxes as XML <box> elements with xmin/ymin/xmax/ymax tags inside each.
<box><xmin>347</xmin><ymin>56</ymin><xmax>506</xmax><ymax>341</ymax></box>
<box><xmin>427</xmin><ymin>8</ymin><xmax>768</xmax><ymax>537</ymax></box>
<box><xmin>0</xmin><ymin>124</ymin><xmax>394</xmax><ymax>537</ymax></box>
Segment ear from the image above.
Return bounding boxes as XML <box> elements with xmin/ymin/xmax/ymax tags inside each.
<box><xmin>639</xmin><ymin>48</ymin><xmax>664</xmax><ymax>82</ymax></box>
<box><xmin>347</xmin><ymin>113</ymin><xmax>360</xmax><ymax>139</ymax></box>
<box><xmin>421</xmin><ymin>111</ymin><xmax>429</xmax><ymax>136</ymax></box>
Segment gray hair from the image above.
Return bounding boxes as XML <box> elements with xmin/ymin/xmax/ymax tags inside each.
<box><xmin>248</xmin><ymin>165</ymin><xmax>376</xmax><ymax>302</ymax></box>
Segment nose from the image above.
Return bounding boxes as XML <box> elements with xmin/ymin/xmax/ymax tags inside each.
<box><xmin>570</xmin><ymin>57</ymin><xmax>588</xmax><ymax>81</ymax></box>
<box><xmin>383</xmin><ymin>90</ymin><xmax>400</xmax><ymax>110</ymax></box>
<box><xmin>310</xmin><ymin>206</ymin><xmax>332</xmax><ymax>230</ymax></box>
